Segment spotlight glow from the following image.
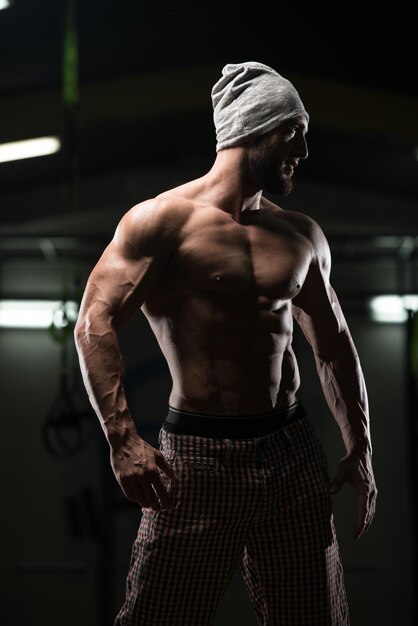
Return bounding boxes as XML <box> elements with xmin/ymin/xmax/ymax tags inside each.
<box><xmin>369</xmin><ymin>295</ymin><xmax>418</xmax><ymax>323</ymax></box>
<box><xmin>0</xmin><ymin>0</ymin><xmax>11</xmax><ymax>10</ymax></box>
<box><xmin>0</xmin><ymin>300</ymin><xmax>79</xmax><ymax>329</ymax></box>
<box><xmin>0</xmin><ymin>136</ymin><xmax>61</xmax><ymax>164</ymax></box>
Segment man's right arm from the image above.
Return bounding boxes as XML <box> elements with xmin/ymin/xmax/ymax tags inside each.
<box><xmin>74</xmin><ymin>198</ymin><xmax>182</xmax><ymax>511</ymax></box>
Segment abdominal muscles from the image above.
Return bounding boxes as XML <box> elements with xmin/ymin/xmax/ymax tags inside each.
<box><xmin>144</xmin><ymin>293</ymin><xmax>301</xmax><ymax>415</ymax></box>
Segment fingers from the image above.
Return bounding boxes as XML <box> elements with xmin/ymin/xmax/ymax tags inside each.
<box><xmin>353</xmin><ymin>491</ymin><xmax>368</xmax><ymax>540</ymax></box>
<box><xmin>118</xmin><ymin>458</ymin><xmax>178</xmax><ymax>512</ymax></box>
<box><xmin>152</xmin><ymin>470</ymin><xmax>173</xmax><ymax>511</ymax></box>
<box><xmin>353</xmin><ymin>487</ymin><xmax>378</xmax><ymax>541</ymax></box>
<box><xmin>156</xmin><ymin>452</ymin><xmax>179</xmax><ymax>481</ymax></box>
<box><xmin>144</xmin><ymin>452</ymin><xmax>179</xmax><ymax>511</ymax></box>
<box><xmin>328</xmin><ymin>456</ymin><xmax>378</xmax><ymax>540</ymax></box>
<box><xmin>139</xmin><ymin>477</ymin><xmax>168</xmax><ymax>512</ymax></box>
<box><xmin>112</xmin><ymin>438</ymin><xmax>180</xmax><ymax>512</ymax></box>
<box><xmin>123</xmin><ymin>472</ymin><xmax>170</xmax><ymax>512</ymax></box>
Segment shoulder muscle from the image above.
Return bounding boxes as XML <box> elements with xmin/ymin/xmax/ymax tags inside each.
<box><xmin>112</xmin><ymin>197</ymin><xmax>188</xmax><ymax>260</ymax></box>
<box><xmin>79</xmin><ymin>197</ymin><xmax>189</xmax><ymax>326</ymax></box>
<box><xmin>284</xmin><ymin>210</ymin><xmax>331</xmax><ymax>276</ymax></box>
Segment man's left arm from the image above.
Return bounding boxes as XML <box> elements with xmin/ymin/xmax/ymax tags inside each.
<box><xmin>292</xmin><ymin>219</ymin><xmax>378</xmax><ymax>541</ymax></box>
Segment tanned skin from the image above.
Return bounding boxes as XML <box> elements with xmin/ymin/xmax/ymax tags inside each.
<box><xmin>75</xmin><ymin>115</ymin><xmax>377</xmax><ymax>540</ymax></box>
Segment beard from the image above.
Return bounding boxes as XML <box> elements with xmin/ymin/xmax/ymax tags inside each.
<box><xmin>247</xmin><ymin>142</ymin><xmax>293</xmax><ymax>196</ymax></box>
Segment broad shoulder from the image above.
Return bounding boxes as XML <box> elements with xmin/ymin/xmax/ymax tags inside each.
<box><xmin>113</xmin><ymin>195</ymin><xmax>193</xmax><ymax>253</ymax></box>
<box><xmin>265</xmin><ymin>201</ymin><xmax>331</xmax><ymax>269</ymax></box>
<box><xmin>120</xmin><ymin>195</ymin><xmax>192</xmax><ymax>233</ymax></box>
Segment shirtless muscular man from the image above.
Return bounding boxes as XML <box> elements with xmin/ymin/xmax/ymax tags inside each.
<box><xmin>75</xmin><ymin>61</ymin><xmax>377</xmax><ymax>626</ymax></box>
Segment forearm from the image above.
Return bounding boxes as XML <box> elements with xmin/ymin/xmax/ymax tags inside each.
<box><xmin>74</xmin><ymin>318</ymin><xmax>137</xmax><ymax>448</ymax></box>
<box><xmin>315</xmin><ymin>329</ymin><xmax>371</xmax><ymax>456</ymax></box>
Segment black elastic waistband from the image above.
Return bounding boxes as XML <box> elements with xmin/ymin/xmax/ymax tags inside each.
<box><xmin>162</xmin><ymin>401</ymin><xmax>307</xmax><ymax>438</ymax></box>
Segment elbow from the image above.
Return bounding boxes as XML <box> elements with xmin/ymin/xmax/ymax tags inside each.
<box><xmin>73</xmin><ymin>308</ymin><xmax>94</xmax><ymax>348</ymax></box>
<box><xmin>74</xmin><ymin>306</ymin><xmax>116</xmax><ymax>350</ymax></box>
<box><xmin>74</xmin><ymin>319</ymin><xmax>83</xmax><ymax>339</ymax></box>
<box><xmin>74</xmin><ymin>317</ymin><xmax>87</xmax><ymax>350</ymax></box>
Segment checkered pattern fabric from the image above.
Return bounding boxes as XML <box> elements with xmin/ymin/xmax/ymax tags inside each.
<box><xmin>114</xmin><ymin>414</ymin><xmax>350</xmax><ymax>625</ymax></box>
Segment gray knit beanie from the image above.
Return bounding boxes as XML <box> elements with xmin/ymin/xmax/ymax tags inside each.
<box><xmin>211</xmin><ymin>61</ymin><xmax>309</xmax><ymax>152</ymax></box>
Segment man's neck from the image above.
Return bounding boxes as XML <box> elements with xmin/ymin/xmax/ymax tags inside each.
<box><xmin>201</xmin><ymin>149</ymin><xmax>262</xmax><ymax>219</ymax></box>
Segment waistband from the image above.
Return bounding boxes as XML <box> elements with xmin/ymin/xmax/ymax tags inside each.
<box><xmin>162</xmin><ymin>401</ymin><xmax>307</xmax><ymax>438</ymax></box>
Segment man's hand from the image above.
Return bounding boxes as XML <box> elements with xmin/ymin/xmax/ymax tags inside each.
<box><xmin>110</xmin><ymin>433</ymin><xmax>179</xmax><ymax>512</ymax></box>
<box><xmin>329</xmin><ymin>450</ymin><xmax>377</xmax><ymax>541</ymax></box>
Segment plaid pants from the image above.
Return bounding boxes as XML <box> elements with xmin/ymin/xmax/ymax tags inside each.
<box><xmin>114</xmin><ymin>411</ymin><xmax>350</xmax><ymax>625</ymax></box>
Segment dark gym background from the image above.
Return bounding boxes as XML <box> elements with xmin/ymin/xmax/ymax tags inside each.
<box><xmin>1</xmin><ymin>1</ymin><xmax>417</xmax><ymax>624</ymax></box>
